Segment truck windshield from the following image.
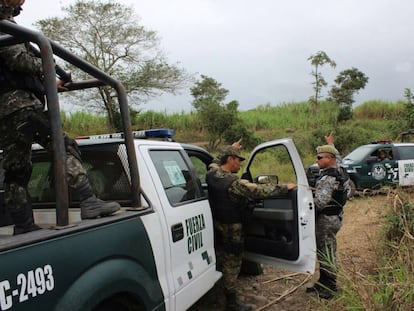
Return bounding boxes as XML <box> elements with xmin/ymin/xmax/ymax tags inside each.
<box><xmin>343</xmin><ymin>145</ymin><xmax>374</xmax><ymax>161</ymax></box>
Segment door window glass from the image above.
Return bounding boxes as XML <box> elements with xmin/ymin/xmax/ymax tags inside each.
<box><xmin>249</xmin><ymin>145</ymin><xmax>296</xmax><ymax>184</ymax></box>
<box><xmin>150</xmin><ymin>150</ymin><xmax>200</xmax><ymax>205</ymax></box>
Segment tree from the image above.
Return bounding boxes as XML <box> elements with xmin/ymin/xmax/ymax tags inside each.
<box><xmin>401</xmin><ymin>88</ymin><xmax>414</xmax><ymax>129</ymax></box>
<box><xmin>404</xmin><ymin>88</ymin><xmax>414</xmax><ymax>105</ymax></box>
<box><xmin>329</xmin><ymin>67</ymin><xmax>369</xmax><ymax>121</ymax></box>
<box><xmin>36</xmin><ymin>0</ymin><xmax>188</xmax><ymax>131</ymax></box>
<box><xmin>190</xmin><ymin>75</ymin><xmax>235</xmax><ymax>150</ymax></box>
<box><xmin>190</xmin><ymin>75</ymin><xmax>260</xmax><ymax>150</ymax></box>
<box><xmin>190</xmin><ymin>75</ymin><xmax>262</xmax><ymax>150</ymax></box>
<box><xmin>308</xmin><ymin>51</ymin><xmax>336</xmax><ymax>113</ymax></box>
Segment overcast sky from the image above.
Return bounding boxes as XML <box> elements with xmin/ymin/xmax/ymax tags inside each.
<box><xmin>16</xmin><ymin>0</ymin><xmax>414</xmax><ymax>113</ymax></box>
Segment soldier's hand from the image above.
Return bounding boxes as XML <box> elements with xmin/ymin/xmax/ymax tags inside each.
<box><xmin>325</xmin><ymin>131</ymin><xmax>335</xmax><ymax>145</ymax></box>
<box><xmin>56</xmin><ymin>78</ymin><xmax>68</xmax><ymax>91</ymax></box>
<box><xmin>232</xmin><ymin>138</ymin><xmax>242</xmax><ymax>149</ymax></box>
<box><xmin>287</xmin><ymin>183</ymin><xmax>297</xmax><ymax>190</ymax></box>
<box><xmin>3</xmin><ymin>0</ymin><xmax>25</xmax><ymax>7</ymax></box>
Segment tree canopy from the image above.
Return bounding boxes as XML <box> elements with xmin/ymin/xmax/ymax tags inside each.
<box><xmin>329</xmin><ymin>67</ymin><xmax>369</xmax><ymax>121</ymax></box>
<box><xmin>308</xmin><ymin>51</ymin><xmax>336</xmax><ymax>112</ymax></box>
<box><xmin>329</xmin><ymin>67</ymin><xmax>369</xmax><ymax>106</ymax></box>
<box><xmin>191</xmin><ymin>75</ymin><xmax>236</xmax><ymax>150</ymax></box>
<box><xmin>190</xmin><ymin>75</ymin><xmax>260</xmax><ymax>150</ymax></box>
<box><xmin>36</xmin><ymin>0</ymin><xmax>189</xmax><ymax>130</ymax></box>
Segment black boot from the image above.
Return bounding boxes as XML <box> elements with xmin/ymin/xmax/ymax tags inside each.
<box><xmin>76</xmin><ymin>179</ymin><xmax>120</xmax><ymax>219</ymax></box>
<box><xmin>7</xmin><ymin>187</ymin><xmax>41</xmax><ymax>235</ymax></box>
<box><xmin>225</xmin><ymin>290</ymin><xmax>252</xmax><ymax>311</ymax></box>
<box><xmin>315</xmin><ymin>269</ymin><xmax>337</xmax><ymax>299</ymax></box>
<box><xmin>11</xmin><ymin>206</ymin><xmax>41</xmax><ymax>235</ymax></box>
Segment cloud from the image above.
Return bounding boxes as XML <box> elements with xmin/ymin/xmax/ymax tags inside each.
<box><xmin>15</xmin><ymin>0</ymin><xmax>414</xmax><ymax>112</ymax></box>
<box><xmin>394</xmin><ymin>62</ymin><xmax>412</xmax><ymax>73</ymax></box>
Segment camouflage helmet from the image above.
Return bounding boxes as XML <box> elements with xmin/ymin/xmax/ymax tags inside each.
<box><xmin>220</xmin><ymin>145</ymin><xmax>245</xmax><ymax>161</ymax></box>
<box><xmin>316</xmin><ymin>144</ymin><xmax>339</xmax><ymax>156</ymax></box>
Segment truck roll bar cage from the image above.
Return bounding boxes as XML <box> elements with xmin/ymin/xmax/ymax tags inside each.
<box><xmin>0</xmin><ymin>20</ymin><xmax>141</xmax><ymax>227</ymax></box>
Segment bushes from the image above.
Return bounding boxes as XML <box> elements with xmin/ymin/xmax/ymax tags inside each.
<box><xmin>62</xmin><ymin>100</ymin><xmax>402</xmax><ymax>159</ymax></box>
<box><xmin>375</xmin><ymin>190</ymin><xmax>414</xmax><ymax>309</ymax></box>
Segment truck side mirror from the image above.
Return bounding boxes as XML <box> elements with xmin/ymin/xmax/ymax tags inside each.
<box><xmin>256</xmin><ymin>174</ymin><xmax>279</xmax><ymax>184</ymax></box>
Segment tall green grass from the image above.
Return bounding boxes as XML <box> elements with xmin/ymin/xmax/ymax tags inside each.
<box><xmin>61</xmin><ymin>111</ymin><xmax>107</xmax><ymax>137</ymax></box>
<box><xmin>322</xmin><ymin>190</ymin><xmax>414</xmax><ymax>310</ymax></box>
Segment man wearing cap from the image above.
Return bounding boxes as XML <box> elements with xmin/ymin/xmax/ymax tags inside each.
<box><xmin>207</xmin><ymin>145</ymin><xmax>296</xmax><ymax>311</ymax></box>
<box><xmin>307</xmin><ymin>144</ymin><xmax>350</xmax><ymax>299</ymax></box>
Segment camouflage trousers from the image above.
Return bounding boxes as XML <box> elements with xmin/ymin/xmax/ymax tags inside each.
<box><xmin>315</xmin><ymin>213</ymin><xmax>343</xmax><ymax>289</ymax></box>
<box><xmin>214</xmin><ymin>222</ymin><xmax>244</xmax><ymax>292</ymax></box>
<box><xmin>0</xmin><ymin>107</ymin><xmax>87</xmax><ymax>212</ymax></box>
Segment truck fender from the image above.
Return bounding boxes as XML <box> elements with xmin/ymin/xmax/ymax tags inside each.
<box><xmin>53</xmin><ymin>258</ymin><xmax>164</xmax><ymax>311</ymax></box>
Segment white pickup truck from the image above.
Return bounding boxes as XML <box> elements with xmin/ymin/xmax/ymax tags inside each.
<box><xmin>0</xmin><ymin>20</ymin><xmax>316</xmax><ymax>311</ymax></box>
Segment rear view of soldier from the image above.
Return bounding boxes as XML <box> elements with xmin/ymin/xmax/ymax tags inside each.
<box><xmin>0</xmin><ymin>0</ymin><xmax>120</xmax><ymax>235</ymax></box>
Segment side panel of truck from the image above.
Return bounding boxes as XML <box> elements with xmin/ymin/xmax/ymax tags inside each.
<box><xmin>0</xmin><ymin>216</ymin><xmax>164</xmax><ymax>311</ymax></box>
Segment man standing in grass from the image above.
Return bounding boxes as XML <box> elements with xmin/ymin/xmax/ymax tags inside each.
<box><xmin>307</xmin><ymin>144</ymin><xmax>350</xmax><ymax>299</ymax></box>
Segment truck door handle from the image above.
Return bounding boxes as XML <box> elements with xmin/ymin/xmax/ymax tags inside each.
<box><xmin>171</xmin><ymin>223</ymin><xmax>184</xmax><ymax>242</ymax></box>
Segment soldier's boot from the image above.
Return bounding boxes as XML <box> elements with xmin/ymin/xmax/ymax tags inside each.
<box><xmin>316</xmin><ymin>270</ymin><xmax>337</xmax><ymax>299</ymax></box>
<box><xmin>6</xmin><ymin>185</ymin><xmax>40</xmax><ymax>235</ymax></box>
<box><xmin>76</xmin><ymin>179</ymin><xmax>120</xmax><ymax>219</ymax></box>
<box><xmin>11</xmin><ymin>205</ymin><xmax>41</xmax><ymax>235</ymax></box>
<box><xmin>225</xmin><ymin>290</ymin><xmax>252</xmax><ymax>311</ymax></box>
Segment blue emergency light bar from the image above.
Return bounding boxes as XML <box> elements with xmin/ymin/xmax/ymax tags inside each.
<box><xmin>76</xmin><ymin>128</ymin><xmax>175</xmax><ymax>140</ymax></box>
<box><xmin>136</xmin><ymin>128</ymin><xmax>175</xmax><ymax>139</ymax></box>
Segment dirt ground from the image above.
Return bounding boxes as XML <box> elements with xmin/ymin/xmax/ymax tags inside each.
<box><xmin>190</xmin><ymin>194</ymin><xmax>387</xmax><ymax>311</ymax></box>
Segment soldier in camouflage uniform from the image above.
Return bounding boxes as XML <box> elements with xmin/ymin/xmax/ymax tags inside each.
<box><xmin>307</xmin><ymin>144</ymin><xmax>350</xmax><ymax>299</ymax></box>
<box><xmin>0</xmin><ymin>1</ymin><xmax>120</xmax><ymax>235</ymax></box>
<box><xmin>207</xmin><ymin>145</ymin><xmax>296</xmax><ymax>311</ymax></box>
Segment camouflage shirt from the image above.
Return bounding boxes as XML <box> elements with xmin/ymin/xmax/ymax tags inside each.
<box><xmin>314</xmin><ymin>174</ymin><xmax>338</xmax><ymax>212</ymax></box>
<box><xmin>0</xmin><ymin>21</ymin><xmax>43</xmax><ymax>118</ymax></box>
<box><xmin>314</xmin><ymin>167</ymin><xmax>350</xmax><ymax>213</ymax></box>
<box><xmin>213</xmin><ymin>168</ymin><xmax>289</xmax><ymax>205</ymax></box>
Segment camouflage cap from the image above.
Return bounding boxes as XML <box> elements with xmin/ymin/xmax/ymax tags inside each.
<box><xmin>316</xmin><ymin>144</ymin><xmax>339</xmax><ymax>156</ymax></box>
<box><xmin>220</xmin><ymin>145</ymin><xmax>245</xmax><ymax>161</ymax></box>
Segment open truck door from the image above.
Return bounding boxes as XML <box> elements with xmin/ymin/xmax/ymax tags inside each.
<box><xmin>241</xmin><ymin>138</ymin><xmax>316</xmax><ymax>274</ymax></box>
